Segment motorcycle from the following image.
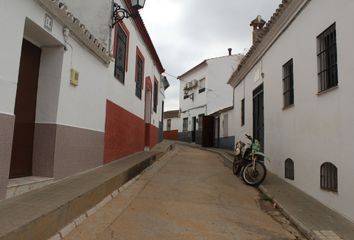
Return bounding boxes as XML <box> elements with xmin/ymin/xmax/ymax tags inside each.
<box><xmin>233</xmin><ymin>134</ymin><xmax>268</xmax><ymax>186</ymax></box>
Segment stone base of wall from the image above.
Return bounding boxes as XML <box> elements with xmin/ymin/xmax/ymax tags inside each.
<box><xmin>0</xmin><ymin>113</ymin><xmax>15</xmax><ymax>199</ymax></box>
<box><xmin>178</xmin><ymin>132</ymin><xmax>192</xmax><ymax>143</ymax></box>
<box><xmin>219</xmin><ymin>136</ymin><xmax>235</xmax><ymax>150</ymax></box>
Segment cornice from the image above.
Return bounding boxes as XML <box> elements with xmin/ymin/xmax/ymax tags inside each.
<box><xmin>228</xmin><ymin>0</ymin><xmax>310</xmax><ymax>88</ymax></box>
<box><xmin>36</xmin><ymin>0</ymin><xmax>111</xmax><ymax>65</ymax></box>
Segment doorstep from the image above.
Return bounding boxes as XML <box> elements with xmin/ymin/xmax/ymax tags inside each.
<box><xmin>0</xmin><ymin>141</ymin><xmax>174</xmax><ymax>240</ymax></box>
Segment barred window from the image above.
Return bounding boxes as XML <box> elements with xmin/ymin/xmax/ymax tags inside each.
<box><xmin>283</xmin><ymin>59</ymin><xmax>294</xmax><ymax>107</ymax></box>
<box><xmin>198</xmin><ymin>114</ymin><xmax>204</xmax><ymax>131</ymax></box>
<box><xmin>114</xmin><ymin>25</ymin><xmax>127</xmax><ymax>83</ymax></box>
<box><xmin>135</xmin><ymin>55</ymin><xmax>144</xmax><ymax>99</ymax></box>
<box><xmin>285</xmin><ymin>159</ymin><xmax>294</xmax><ymax>180</ymax></box>
<box><xmin>199</xmin><ymin>78</ymin><xmax>206</xmax><ymax>93</ymax></box>
<box><xmin>153</xmin><ymin>80</ymin><xmax>158</xmax><ymax>113</ymax></box>
<box><xmin>317</xmin><ymin>23</ymin><xmax>338</xmax><ymax>93</ymax></box>
<box><xmin>241</xmin><ymin>99</ymin><xmax>245</xmax><ymax>126</ymax></box>
<box><xmin>320</xmin><ymin>162</ymin><xmax>338</xmax><ymax>192</ymax></box>
<box><xmin>183</xmin><ymin>118</ymin><xmax>188</xmax><ymax>132</ymax></box>
<box><xmin>167</xmin><ymin>119</ymin><xmax>171</xmax><ymax>131</ymax></box>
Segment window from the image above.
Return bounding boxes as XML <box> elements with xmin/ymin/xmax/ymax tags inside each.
<box><xmin>283</xmin><ymin>59</ymin><xmax>294</xmax><ymax>108</ymax></box>
<box><xmin>167</xmin><ymin>119</ymin><xmax>171</xmax><ymax>131</ymax></box>
<box><xmin>114</xmin><ymin>24</ymin><xmax>128</xmax><ymax>83</ymax></box>
<box><xmin>317</xmin><ymin>23</ymin><xmax>338</xmax><ymax>93</ymax></box>
<box><xmin>198</xmin><ymin>114</ymin><xmax>204</xmax><ymax>131</ymax></box>
<box><xmin>153</xmin><ymin>79</ymin><xmax>158</xmax><ymax>112</ymax></box>
<box><xmin>199</xmin><ymin>78</ymin><xmax>206</xmax><ymax>93</ymax></box>
<box><xmin>285</xmin><ymin>159</ymin><xmax>294</xmax><ymax>180</ymax></box>
<box><xmin>135</xmin><ymin>49</ymin><xmax>144</xmax><ymax>99</ymax></box>
<box><xmin>183</xmin><ymin>118</ymin><xmax>188</xmax><ymax>132</ymax></box>
<box><xmin>321</xmin><ymin>162</ymin><xmax>338</xmax><ymax>192</ymax></box>
<box><xmin>241</xmin><ymin>99</ymin><xmax>245</xmax><ymax>126</ymax></box>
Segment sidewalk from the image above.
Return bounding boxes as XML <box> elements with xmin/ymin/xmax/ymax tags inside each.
<box><xmin>0</xmin><ymin>141</ymin><xmax>174</xmax><ymax>240</ymax></box>
<box><xmin>179</xmin><ymin>143</ymin><xmax>354</xmax><ymax>240</ymax></box>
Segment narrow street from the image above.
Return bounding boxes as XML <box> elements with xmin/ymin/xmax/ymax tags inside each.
<box><xmin>65</xmin><ymin>145</ymin><xmax>296</xmax><ymax>240</ymax></box>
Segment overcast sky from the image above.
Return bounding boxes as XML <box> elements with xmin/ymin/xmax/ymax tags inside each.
<box><xmin>141</xmin><ymin>0</ymin><xmax>282</xmax><ymax>111</ymax></box>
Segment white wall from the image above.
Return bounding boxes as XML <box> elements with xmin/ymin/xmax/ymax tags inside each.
<box><xmin>0</xmin><ymin>0</ymin><xmax>164</xmax><ymax>132</ymax></box>
<box><xmin>62</xmin><ymin>0</ymin><xmax>111</xmax><ymax>46</ymax></box>
<box><xmin>207</xmin><ymin>55</ymin><xmax>242</xmax><ymax>115</ymax></box>
<box><xmin>232</xmin><ymin>0</ymin><xmax>354</xmax><ymax>222</ymax></box>
<box><xmin>163</xmin><ymin>117</ymin><xmax>179</xmax><ymax>131</ymax></box>
<box><xmin>0</xmin><ymin>0</ymin><xmax>66</xmax><ymax>116</ymax></box>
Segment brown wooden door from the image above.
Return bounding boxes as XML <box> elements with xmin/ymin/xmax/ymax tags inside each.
<box><xmin>10</xmin><ymin>39</ymin><xmax>41</xmax><ymax>178</ymax></box>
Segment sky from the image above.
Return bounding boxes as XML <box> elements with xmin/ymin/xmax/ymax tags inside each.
<box><xmin>141</xmin><ymin>0</ymin><xmax>282</xmax><ymax>111</ymax></box>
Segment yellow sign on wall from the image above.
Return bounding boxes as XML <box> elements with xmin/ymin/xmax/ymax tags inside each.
<box><xmin>70</xmin><ymin>69</ymin><xmax>79</xmax><ymax>86</ymax></box>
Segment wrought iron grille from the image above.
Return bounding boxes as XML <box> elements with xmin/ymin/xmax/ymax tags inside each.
<box><xmin>285</xmin><ymin>158</ymin><xmax>294</xmax><ymax>180</ymax></box>
<box><xmin>317</xmin><ymin>23</ymin><xmax>338</xmax><ymax>92</ymax></box>
<box><xmin>283</xmin><ymin>59</ymin><xmax>294</xmax><ymax>107</ymax></box>
<box><xmin>320</xmin><ymin>162</ymin><xmax>338</xmax><ymax>192</ymax></box>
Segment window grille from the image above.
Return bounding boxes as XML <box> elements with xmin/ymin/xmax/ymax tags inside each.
<box><xmin>198</xmin><ymin>114</ymin><xmax>204</xmax><ymax>131</ymax></box>
<box><xmin>199</xmin><ymin>78</ymin><xmax>206</xmax><ymax>93</ymax></box>
<box><xmin>135</xmin><ymin>56</ymin><xmax>144</xmax><ymax>99</ymax></box>
<box><xmin>241</xmin><ymin>99</ymin><xmax>245</xmax><ymax>126</ymax></box>
<box><xmin>317</xmin><ymin>23</ymin><xmax>338</xmax><ymax>92</ymax></box>
<box><xmin>283</xmin><ymin>59</ymin><xmax>294</xmax><ymax>107</ymax></box>
<box><xmin>183</xmin><ymin>118</ymin><xmax>188</xmax><ymax>132</ymax></box>
<box><xmin>114</xmin><ymin>25</ymin><xmax>127</xmax><ymax>83</ymax></box>
<box><xmin>153</xmin><ymin>80</ymin><xmax>158</xmax><ymax>112</ymax></box>
<box><xmin>167</xmin><ymin>119</ymin><xmax>171</xmax><ymax>131</ymax></box>
<box><xmin>320</xmin><ymin>162</ymin><xmax>338</xmax><ymax>192</ymax></box>
<box><xmin>285</xmin><ymin>158</ymin><xmax>294</xmax><ymax>180</ymax></box>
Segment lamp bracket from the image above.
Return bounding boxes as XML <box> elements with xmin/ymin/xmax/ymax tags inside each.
<box><xmin>111</xmin><ymin>3</ymin><xmax>138</xmax><ymax>28</ymax></box>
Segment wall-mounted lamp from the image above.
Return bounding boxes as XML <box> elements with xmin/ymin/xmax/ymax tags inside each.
<box><xmin>112</xmin><ymin>0</ymin><xmax>146</xmax><ymax>27</ymax></box>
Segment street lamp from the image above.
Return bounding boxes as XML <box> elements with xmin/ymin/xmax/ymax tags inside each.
<box><xmin>112</xmin><ymin>0</ymin><xmax>146</xmax><ymax>27</ymax></box>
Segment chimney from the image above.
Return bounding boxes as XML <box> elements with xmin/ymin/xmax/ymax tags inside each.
<box><xmin>250</xmin><ymin>15</ymin><xmax>266</xmax><ymax>44</ymax></box>
<box><xmin>228</xmin><ymin>48</ymin><xmax>232</xmax><ymax>56</ymax></box>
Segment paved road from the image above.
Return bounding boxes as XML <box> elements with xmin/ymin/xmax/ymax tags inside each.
<box><xmin>65</xmin><ymin>145</ymin><xmax>295</xmax><ymax>240</ymax></box>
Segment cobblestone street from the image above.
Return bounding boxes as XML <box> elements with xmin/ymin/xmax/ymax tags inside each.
<box><xmin>65</xmin><ymin>145</ymin><xmax>299</xmax><ymax>240</ymax></box>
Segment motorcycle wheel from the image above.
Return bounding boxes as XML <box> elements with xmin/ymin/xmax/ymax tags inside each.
<box><xmin>242</xmin><ymin>161</ymin><xmax>267</xmax><ymax>186</ymax></box>
<box><xmin>232</xmin><ymin>157</ymin><xmax>242</xmax><ymax>175</ymax></box>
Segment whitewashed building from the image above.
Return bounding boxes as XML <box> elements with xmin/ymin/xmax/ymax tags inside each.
<box><xmin>0</xmin><ymin>0</ymin><xmax>166</xmax><ymax>199</ymax></box>
<box><xmin>177</xmin><ymin>51</ymin><xmax>243</xmax><ymax>147</ymax></box>
<box><xmin>163</xmin><ymin>110</ymin><xmax>180</xmax><ymax>140</ymax></box>
<box><xmin>228</xmin><ymin>0</ymin><xmax>354</xmax><ymax>222</ymax></box>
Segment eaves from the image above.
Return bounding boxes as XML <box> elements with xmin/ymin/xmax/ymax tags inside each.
<box><xmin>228</xmin><ymin>0</ymin><xmax>310</xmax><ymax>88</ymax></box>
<box><xmin>36</xmin><ymin>0</ymin><xmax>111</xmax><ymax>65</ymax></box>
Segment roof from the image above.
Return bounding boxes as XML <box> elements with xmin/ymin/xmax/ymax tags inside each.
<box><xmin>178</xmin><ymin>54</ymin><xmax>243</xmax><ymax>80</ymax></box>
<box><xmin>164</xmin><ymin>110</ymin><xmax>180</xmax><ymax>119</ymax></box>
<box><xmin>209</xmin><ymin>106</ymin><xmax>234</xmax><ymax>116</ymax></box>
<box><xmin>228</xmin><ymin>0</ymin><xmax>310</xmax><ymax>87</ymax></box>
<box><xmin>124</xmin><ymin>0</ymin><xmax>165</xmax><ymax>74</ymax></box>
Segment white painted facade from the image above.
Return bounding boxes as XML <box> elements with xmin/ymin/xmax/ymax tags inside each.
<box><xmin>0</xmin><ymin>0</ymin><xmax>165</xmax><ymax>132</ymax></box>
<box><xmin>178</xmin><ymin>55</ymin><xmax>242</xmax><ymax>133</ymax></box>
<box><xmin>163</xmin><ymin>117</ymin><xmax>179</xmax><ymax>132</ymax></box>
<box><xmin>229</xmin><ymin>0</ymin><xmax>354</xmax><ymax>222</ymax></box>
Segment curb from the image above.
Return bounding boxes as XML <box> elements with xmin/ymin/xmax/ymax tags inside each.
<box><xmin>258</xmin><ymin>186</ymin><xmax>319</xmax><ymax>240</ymax></box>
<box><xmin>47</xmin><ymin>143</ymin><xmax>175</xmax><ymax>240</ymax></box>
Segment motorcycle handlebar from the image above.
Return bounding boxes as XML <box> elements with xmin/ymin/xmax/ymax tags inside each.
<box><xmin>245</xmin><ymin>134</ymin><xmax>252</xmax><ymax>141</ymax></box>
